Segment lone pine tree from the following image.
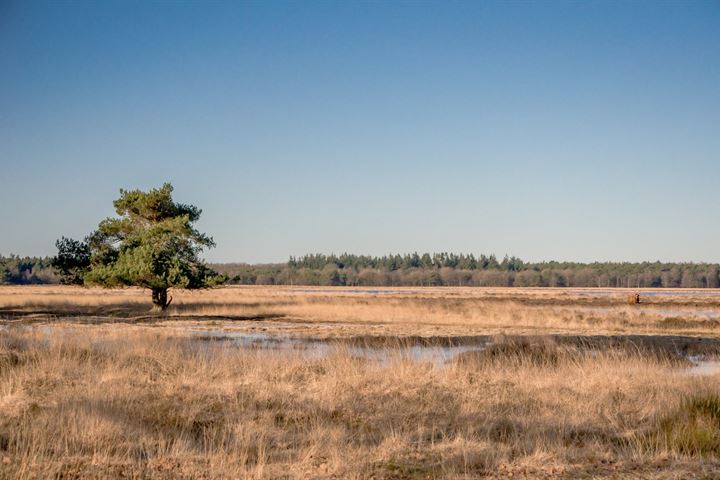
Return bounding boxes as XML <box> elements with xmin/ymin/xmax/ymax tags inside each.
<box><xmin>82</xmin><ymin>183</ymin><xmax>224</xmax><ymax>310</ymax></box>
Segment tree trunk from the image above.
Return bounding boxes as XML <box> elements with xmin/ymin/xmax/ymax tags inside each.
<box><xmin>151</xmin><ymin>287</ymin><xmax>171</xmax><ymax>312</ymax></box>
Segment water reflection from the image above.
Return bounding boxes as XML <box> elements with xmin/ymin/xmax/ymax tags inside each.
<box><xmin>185</xmin><ymin>329</ymin><xmax>720</xmax><ymax>375</ymax></box>
<box><xmin>188</xmin><ymin>329</ymin><xmax>488</xmax><ymax>367</ymax></box>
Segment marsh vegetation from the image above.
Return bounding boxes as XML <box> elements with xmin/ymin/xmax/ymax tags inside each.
<box><xmin>1</xmin><ymin>286</ymin><xmax>720</xmax><ymax>478</ymax></box>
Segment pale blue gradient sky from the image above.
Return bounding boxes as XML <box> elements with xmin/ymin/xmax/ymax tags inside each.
<box><xmin>1</xmin><ymin>1</ymin><xmax>719</xmax><ymax>263</ymax></box>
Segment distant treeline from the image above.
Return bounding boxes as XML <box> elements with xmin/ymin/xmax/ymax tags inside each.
<box><xmin>215</xmin><ymin>253</ymin><xmax>720</xmax><ymax>288</ymax></box>
<box><xmin>3</xmin><ymin>252</ymin><xmax>720</xmax><ymax>288</ymax></box>
<box><xmin>0</xmin><ymin>255</ymin><xmax>58</xmax><ymax>284</ymax></box>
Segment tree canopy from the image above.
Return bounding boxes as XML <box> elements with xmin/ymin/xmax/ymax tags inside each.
<box><xmin>51</xmin><ymin>237</ymin><xmax>91</xmax><ymax>285</ymax></box>
<box><xmin>76</xmin><ymin>183</ymin><xmax>224</xmax><ymax>309</ymax></box>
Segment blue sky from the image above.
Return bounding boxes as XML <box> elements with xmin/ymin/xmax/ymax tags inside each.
<box><xmin>1</xmin><ymin>1</ymin><xmax>719</xmax><ymax>263</ymax></box>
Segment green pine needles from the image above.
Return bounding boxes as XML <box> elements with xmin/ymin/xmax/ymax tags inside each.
<box><xmin>58</xmin><ymin>183</ymin><xmax>224</xmax><ymax>310</ymax></box>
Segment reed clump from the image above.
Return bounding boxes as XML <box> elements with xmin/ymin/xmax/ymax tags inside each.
<box><xmin>455</xmin><ymin>336</ymin><xmax>571</xmax><ymax>367</ymax></box>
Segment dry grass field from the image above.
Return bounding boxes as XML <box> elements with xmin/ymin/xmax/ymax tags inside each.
<box><xmin>2</xmin><ymin>286</ymin><xmax>720</xmax><ymax>478</ymax></box>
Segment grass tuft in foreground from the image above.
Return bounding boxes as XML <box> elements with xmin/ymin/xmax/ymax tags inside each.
<box><xmin>655</xmin><ymin>393</ymin><xmax>720</xmax><ymax>457</ymax></box>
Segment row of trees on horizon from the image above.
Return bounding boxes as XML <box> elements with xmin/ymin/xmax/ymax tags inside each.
<box><xmin>3</xmin><ymin>252</ymin><xmax>720</xmax><ymax>289</ymax></box>
<box><xmin>0</xmin><ymin>254</ymin><xmax>59</xmax><ymax>285</ymax></box>
<box><xmin>220</xmin><ymin>253</ymin><xmax>720</xmax><ymax>288</ymax></box>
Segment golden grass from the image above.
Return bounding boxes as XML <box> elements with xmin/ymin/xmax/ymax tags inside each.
<box><xmin>2</xmin><ymin>285</ymin><xmax>720</xmax><ymax>337</ymax></box>
<box><xmin>0</xmin><ymin>326</ymin><xmax>719</xmax><ymax>478</ymax></box>
<box><xmin>1</xmin><ymin>286</ymin><xmax>720</xmax><ymax>478</ymax></box>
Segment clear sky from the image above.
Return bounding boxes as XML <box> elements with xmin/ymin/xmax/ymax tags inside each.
<box><xmin>1</xmin><ymin>1</ymin><xmax>718</xmax><ymax>263</ymax></box>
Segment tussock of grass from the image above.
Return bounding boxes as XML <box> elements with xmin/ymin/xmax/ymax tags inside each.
<box><xmin>455</xmin><ymin>336</ymin><xmax>569</xmax><ymax>367</ymax></box>
<box><xmin>654</xmin><ymin>393</ymin><xmax>720</xmax><ymax>456</ymax></box>
<box><xmin>454</xmin><ymin>336</ymin><xmax>695</xmax><ymax>369</ymax></box>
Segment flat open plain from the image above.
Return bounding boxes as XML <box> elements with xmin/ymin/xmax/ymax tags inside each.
<box><xmin>1</xmin><ymin>286</ymin><xmax>720</xmax><ymax>479</ymax></box>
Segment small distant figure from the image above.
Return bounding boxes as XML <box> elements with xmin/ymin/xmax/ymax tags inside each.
<box><xmin>627</xmin><ymin>293</ymin><xmax>641</xmax><ymax>305</ymax></box>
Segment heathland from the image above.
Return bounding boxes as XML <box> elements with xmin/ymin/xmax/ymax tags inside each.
<box><xmin>1</xmin><ymin>286</ymin><xmax>720</xmax><ymax>478</ymax></box>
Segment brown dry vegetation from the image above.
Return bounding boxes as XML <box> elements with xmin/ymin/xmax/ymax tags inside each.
<box><xmin>1</xmin><ymin>286</ymin><xmax>720</xmax><ymax>478</ymax></box>
<box><xmin>3</xmin><ymin>285</ymin><xmax>720</xmax><ymax>337</ymax></box>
